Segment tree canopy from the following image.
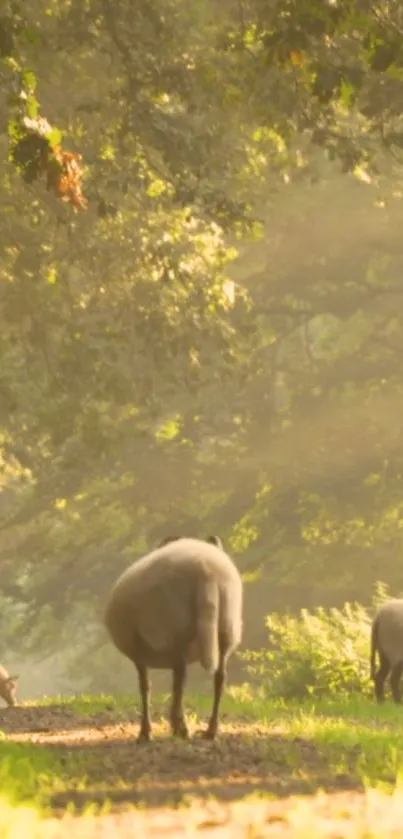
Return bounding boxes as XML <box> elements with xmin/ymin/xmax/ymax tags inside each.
<box><xmin>2</xmin><ymin>0</ymin><xmax>403</xmax><ymax>687</ymax></box>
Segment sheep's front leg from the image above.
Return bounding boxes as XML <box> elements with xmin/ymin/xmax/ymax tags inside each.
<box><xmin>170</xmin><ymin>661</ymin><xmax>189</xmax><ymax>738</ymax></box>
<box><xmin>136</xmin><ymin>664</ymin><xmax>152</xmax><ymax>742</ymax></box>
<box><xmin>391</xmin><ymin>662</ymin><xmax>403</xmax><ymax>703</ymax></box>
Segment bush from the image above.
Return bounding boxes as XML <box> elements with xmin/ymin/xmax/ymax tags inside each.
<box><xmin>241</xmin><ymin>582</ymin><xmax>391</xmax><ymax>700</ymax></box>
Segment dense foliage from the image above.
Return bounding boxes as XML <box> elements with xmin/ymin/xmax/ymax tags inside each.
<box><xmin>2</xmin><ymin>0</ymin><xmax>403</xmax><ymax>687</ymax></box>
<box><xmin>241</xmin><ymin>583</ymin><xmax>391</xmax><ymax>700</ymax></box>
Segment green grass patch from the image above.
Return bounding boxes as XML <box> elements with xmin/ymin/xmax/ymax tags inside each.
<box><xmin>0</xmin><ymin>741</ymin><xmax>68</xmax><ymax>808</ymax></box>
<box><xmin>3</xmin><ymin>689</ymin><xmax>403</xmax><ymax>824</ymax></box>
<box><xmin>29</xmin><ymin>691</ymin><xmax>140</xmax><ymax>715</ymax></box>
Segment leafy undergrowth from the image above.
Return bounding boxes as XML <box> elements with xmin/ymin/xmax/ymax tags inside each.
<box><xmin>2</xmin><ymin>688</ymin><xmax>403</xmax><ymax>835</ymax></box>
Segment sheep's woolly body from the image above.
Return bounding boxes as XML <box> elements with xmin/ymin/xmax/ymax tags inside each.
<box><xmin>373</xmin><ymin>598</ymin><xmax>403</xmax><ymax>667</ymax></box>
<box><xmin>104</xmin><ymin>537</ymin><xmax>242</xmax><ymax>673</ymax></box>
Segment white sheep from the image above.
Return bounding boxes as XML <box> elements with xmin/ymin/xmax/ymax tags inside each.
<box><xmin>104</xmin><ymin>536</ymin><xmax>242</xmax><ymax>742</ymax></box>
<box><xmin>371</xmin><ymin>598</ymin><xmax>403</xmax><ymax>702</ymax></box>
<box><xmin>0</xmin><ymin>664</ymin><xmax>19</xmax><ymax>707</ymax></box>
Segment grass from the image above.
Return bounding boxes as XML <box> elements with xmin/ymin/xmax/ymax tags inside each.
<box><xmin>2</xmin><ymin>689</ymin><xmax>403</xmax><ymax>835</ymax></box>
<box><xmin>0</xmin><ymin>741</ymin><xmax>65</xmax><ymax>805</ymax></box>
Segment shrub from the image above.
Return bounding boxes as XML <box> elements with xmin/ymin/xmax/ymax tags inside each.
<box><xmin>240</xmin><ymin>582</ymin><xmax>391</xmax><ymax>700</ymax></box>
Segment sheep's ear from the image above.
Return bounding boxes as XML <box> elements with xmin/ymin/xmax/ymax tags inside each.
<box><xmin>206</xmin><ymin>535</ymin><xmax>223</xmax><ymax>549</ymax></box>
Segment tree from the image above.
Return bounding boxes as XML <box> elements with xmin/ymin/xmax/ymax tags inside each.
<box><xmin>2</xmin><ymin>0</ymin><xmax>403</xmax><ymax>689</ymax></box>
<box><xmin>0</xmin><ymin>0</ymin><xmax>263</xmax><ymax>658</ymax></box>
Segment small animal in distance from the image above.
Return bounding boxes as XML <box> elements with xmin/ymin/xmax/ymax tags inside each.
<box><xmin>0</xmin><ymin>665</ymin><xmax>19</xmax><ymax>707</ymax></box>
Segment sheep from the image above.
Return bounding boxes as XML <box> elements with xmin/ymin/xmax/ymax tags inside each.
<box><xmin>0</xmin><ymin>665</ymin><xmax>19</xmax><ymax>707</ymax></box>
<box><xmin>370</xmin><ymin>598</ymin><xmax>403</xmax><ymax>702</ymax></box>
<box><xmin>158</xmin><ymin>534</ymin><xmax>223</xmax><ymax>549</ymax></box>
<box><xmin>104</xmin><ymin>535</ymin><xmax>243</xmax><ymax>742</ymax></box>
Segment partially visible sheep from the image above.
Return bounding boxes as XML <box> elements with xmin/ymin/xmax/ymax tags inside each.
<box><xmin>104</xmin><ymin>536</ymin><xmax>242</xmax><ymax>742</ymax></box>
<box><xmin>158</xmin><ymin>534</ymin><xmax>223</xmax><ymax>549</ymax></box>
<box><xmin>205</xmin><ymin>535</ymin><xmax>223</xmax><ymax>549</ymax></box>
<box><xmin>370</xmin><ymin>598</ymin><xmax>403</xmax><ymax>702</ymax></box>
<box><xmin>158</xmin><ymin>535</ymin><xmax>186</xmax><ymax>547</ymax></box>
<box><xmin>0</xmin><ymin>665</ymin><xmax>19</xmax><ymax>707</ymax></box>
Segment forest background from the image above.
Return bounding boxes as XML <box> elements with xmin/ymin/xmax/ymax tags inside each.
<box><xmin>1</xmin><ymin>0</ymin><xmax>403</xmax><ymax>698</ymax></box>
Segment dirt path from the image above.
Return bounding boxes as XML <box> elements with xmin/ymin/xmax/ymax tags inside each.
<box><xmin>2</xmin><ymin>703</ymin><xmax>361</xmax><ymax>812</ymax></box>
<box><xmin>3</xmin><ymin>705</ymin><xmax>401</xmax><ymax>836</ymax></box>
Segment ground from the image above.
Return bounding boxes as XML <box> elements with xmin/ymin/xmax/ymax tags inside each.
<box><xmin>2</xmin><ymin>690</ymin><xmax>403</xmax><ymax>837</ymax></box>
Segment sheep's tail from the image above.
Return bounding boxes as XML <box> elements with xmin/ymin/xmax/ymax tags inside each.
<box><xmin>370</xmin><ymin>615</ymin><xmax>379</xmax><ymax>681</ymax></box>
<box><xmin>196</xmin><ymin>572</ymin><xmax>220</xmax><ymax>674</ymax></box>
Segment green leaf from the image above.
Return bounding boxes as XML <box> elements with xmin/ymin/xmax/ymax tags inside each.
<box><xmin>340</xmin><ymin>79</ymin><xmax>354</xmax><ymax>108</ymax></box>
<box><xmin>46</xmin><ymin>127</ymin><xmax>63</xmax><ymax>145</ymax></box>
<box><xmin>26</xmin><ymin>96</ymin><xmax>38</xmax><ymax>119</ymax></box>
<box><xmin>21</xmin><ymin>69</ymin><xmax>37</xmax><ymax>93</ymax></box>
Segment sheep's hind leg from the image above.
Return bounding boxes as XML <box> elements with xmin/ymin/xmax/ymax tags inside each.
<box><xmin>170</xmin><ymin>661</ymin><xmax>189</xmax><ymax>738</ymax></box>
<box><xmin>136</xmin><ymin>664</ymin><xmax>152</xmax><ymax>742</ymax></box>
<box><xmin>203</xmin><ymin>651</ymin><xmax>226</xmax><ymax>741</ymax></box>
<box><xmin>390</xmin><ymin>662</ymin><xmax>403</xmax><ymax>704</ymax></box>
<box><xmin>374</xmin><ymin>651</ymin><xmax>390</xmax><ymax>703</ymax></box>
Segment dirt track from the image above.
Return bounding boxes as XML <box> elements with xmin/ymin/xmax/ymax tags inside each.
<box><xmin>4</xmin><ymin>704</ymin><xmax>403</xmax><ymax>836</ymax></box>
<box><xmin>1</xmin><ymin>703</ymin><xmax>361</xmax><ymax>812</ymax></box>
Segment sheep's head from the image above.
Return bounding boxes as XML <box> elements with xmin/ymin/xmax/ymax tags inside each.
<box><xmin>206</xmin><ymin>535</ymin><xmax>223</xmax><ymax>549</ymax></box>
<box><xmin>0</xmin><ymin>674</ymin><xmax>19</xmax><ymax>707</ymax></box>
